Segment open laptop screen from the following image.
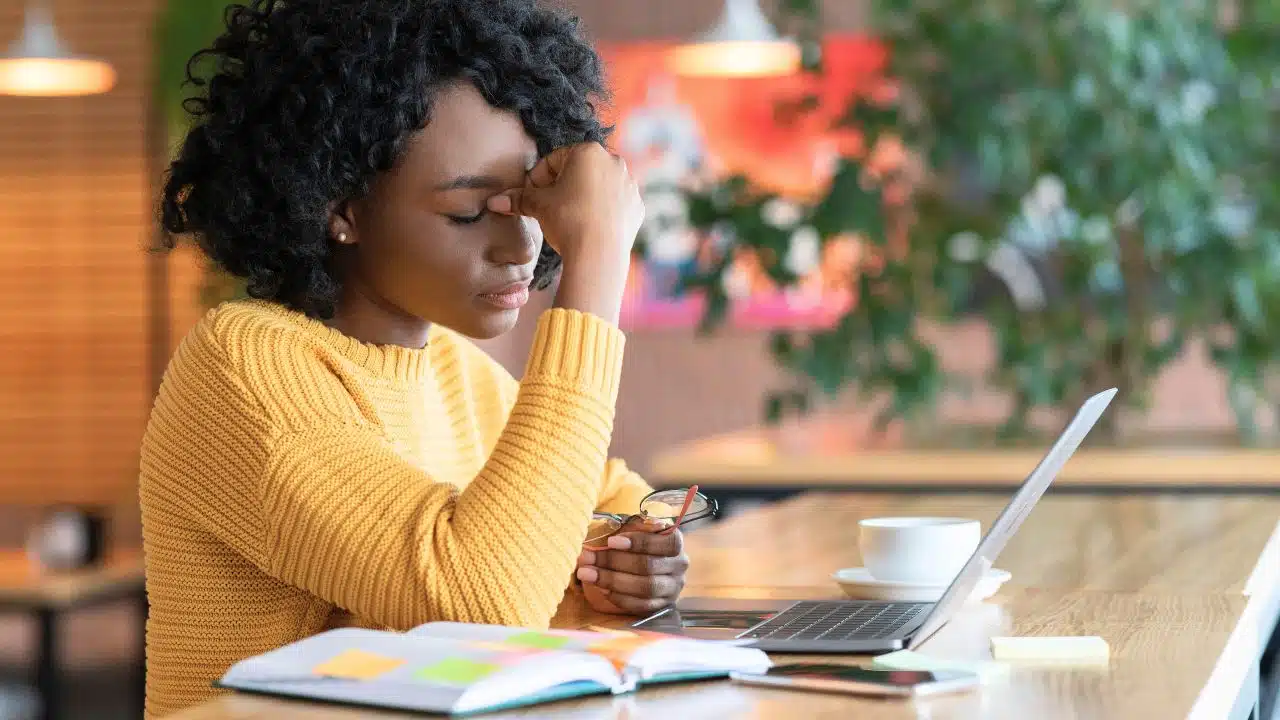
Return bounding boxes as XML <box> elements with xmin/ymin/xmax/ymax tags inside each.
<box><xmin>906</xmin><ymin>387</ymin><xmax>1117</xmax><ymax>650</ymax></box>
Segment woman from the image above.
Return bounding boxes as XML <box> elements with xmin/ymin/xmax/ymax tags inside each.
<box><xmin>139</xmin><ymin>0</ymin><xmax>686</xmax><ymax>716</ymax></box>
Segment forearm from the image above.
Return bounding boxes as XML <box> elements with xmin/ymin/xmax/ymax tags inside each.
<box><xmin>552</xmin><ymin>247</ymin><xmax>630</xmax><ymax>327</ymax></box>
<box><xmin>440</xmin><ymin>310</ymin><xmax>623</xmax><ymax>623</ymax></box>
<box><xmin>263</xmin><ymin>309</ymin><xmax>626</xmax><ymax>630</ymax></box>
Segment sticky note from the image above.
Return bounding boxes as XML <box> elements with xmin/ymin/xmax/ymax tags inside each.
<box><xmin>312</xmin><ymin>649</ymin><xmax>406</xmax><ymax>680</ymax></box>
<box><xmin>990</xmin><ymin>636</ymin><xmax>1110</xmax><ymax>663</ymax></box>
<box><xmin>504</xmin><ymin>631</ymin><xmax>572</xmax><ymax>650</ymax></box>
<box><xmin>415</xmin><ymin>658</ymin><xmax>502</xmax><ymax>685</ymax></box>
<box><xmin>872</xmin><ymin>650</ymin><xmax>1008</xmax><ymax>682</ymax></box>
<box><xmin>464</xmin><ymin>642</ymin><xmax>544</xmax><ymax>665</ymax></box>
<box><xmin>586</xmin><ymin>634</ymin><xmax>655</xmax><ymax>672</ymax></box>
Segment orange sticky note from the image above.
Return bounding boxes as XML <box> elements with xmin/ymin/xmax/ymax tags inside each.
<box><xmin>312</xmin><ymin>649</ymin><xmax>406</xmax><ymax>680</ymax></box>
<box><xmin>586</xmin><ymin>635</ymin><xmax>655</xmax><ymax>671</ymax></box>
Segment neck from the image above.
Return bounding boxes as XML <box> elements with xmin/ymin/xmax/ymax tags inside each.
<box><xmin>327</xmin><ymin>282</ymin><xmax>431</xmax><ymax>349</ymax></box>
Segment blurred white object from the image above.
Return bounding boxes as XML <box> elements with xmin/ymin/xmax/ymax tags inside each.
<box><xmin>833</xmin><ymin>567</ymin><xmax>1012</xmax><ymax>604</ymax></box>
<box><xmin>26</xmin><ymin>507</ymin><xmax>94</xmax><ymax>571</ymax></box>
<box><xmin>784</xmin><ymin>226</ymin><xmax>822</xmax><ymax>276</ymax></box>
<box><xmin>0</xmin><ymin>683</ymin><xmax>39</xmax><ymax>720</ymax></box>
<box><xmin>762</xmin><ymin>198</ymin><xmax>804</xmax><ymax>229</ymax></box>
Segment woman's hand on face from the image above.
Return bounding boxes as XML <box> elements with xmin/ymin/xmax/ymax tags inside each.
<box><xmin>486</xmin><ymin>143</ymin><xmax>644</xmax><ymax>265</ymax></box>
<box><xmin>575</xmin><ymin>518</ymin><xmax>689</xmax><ymax>616</ymax></box>
<box><xmin>485</xmin><ymin>143</ymin><xmax>644</xmax><ymax>324</ymax></box>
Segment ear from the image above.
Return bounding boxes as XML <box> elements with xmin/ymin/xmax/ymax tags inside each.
<box><xmin>327</xmin><ymin>201</ymin><xmax>357</xmax><ymax>246</ymax></box>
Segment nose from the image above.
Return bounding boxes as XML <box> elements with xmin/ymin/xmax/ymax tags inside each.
<box><xmin>487</xmin><ymin>215</ymin><xmax>540</xmax><ymax>267</ymax></box>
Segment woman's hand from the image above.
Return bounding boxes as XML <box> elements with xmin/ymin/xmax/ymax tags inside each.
<box><xmin>486</xmin><ymin>143</ymin><xmax>644</xmax><ymax>324</ymax></box>
<box><xmin>575</xmin><ymin>518</ymin><xmax>689</xmax><ymax>616</ymax></box>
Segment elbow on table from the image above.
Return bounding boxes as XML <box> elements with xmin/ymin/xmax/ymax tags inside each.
<box><xmin>393</xmin><ymin>519</ymin><xmax>579</xmax><ymax>630</ymax></box>
<box><xmin>420</xmin><ymin>574</ymin><xmax>566</xmax><ymax>630</ymax></box>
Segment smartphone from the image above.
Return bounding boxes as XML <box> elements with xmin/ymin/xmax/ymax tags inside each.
<box><xmin>729</xmin><ymin>664</ymin><xmax>980</xmax><ymax>698</ymax></box>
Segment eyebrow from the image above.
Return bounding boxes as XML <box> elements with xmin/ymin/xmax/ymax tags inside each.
<box><xmin>432</xmin><ymin>175</ymin><xmax>507</xmax><ymax>192</ymax></box>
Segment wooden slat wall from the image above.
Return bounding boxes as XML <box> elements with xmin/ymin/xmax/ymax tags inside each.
<box><xmin>0</xmin><ymin>0</ymin><xmax>160</xmax><ymax>506</ymax></box>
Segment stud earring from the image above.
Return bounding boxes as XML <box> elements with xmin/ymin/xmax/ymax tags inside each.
<box><xmin>336</xmin><ymin>232</ymin><xmax>349</xmax><ymax>244</ymax></box>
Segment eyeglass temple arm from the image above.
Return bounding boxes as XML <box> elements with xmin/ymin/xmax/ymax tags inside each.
<box><xmin>658</xmin><ymin>485</ymin><xmax>699</xmax><ymax>536</ymax></box>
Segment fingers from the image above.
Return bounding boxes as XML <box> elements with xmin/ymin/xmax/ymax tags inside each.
<box><xmin>486</xmin><ymin>188</ymin><xmax>539</xmax><ymax>217</ymax></box>
<box><xmin>592</xmin><ymin>548</ymin><xmax>689</xmax><ymax>577</ymax></box>
<box><xmin>595</xmin><ymin>591</ymin><xmax>674</xmax><ymax>616</ymax></box>
<box><xmin>528</xmin><ymin>146</ymin><xmax>572</xmax><ymax>188</ymax></box>
<box><xmin>484</xmin><ymin>150</ymin><xmax>568</xmax><ymax>216</ymax></box>
<box><xmin>576</xmin><ymin>565</ymin><xmax>682</xmax><ymax>600</ymax></box>
<box><xmin>577</xmin><ymin>535</ymin><xmax>689</xmax><ymax>616</ymax></box>
<box><xmin>486</xmin><ymin>143</ymin><xmax>620</xmax><ymax>219</ymax></box>
<box><xmin>605</xmin><ymin>528</ymin><xmax>684</xmax><ymax>557</ymax></box>
<box><xmin>579</xmin><ymin>548</ymin><xmax>690</xmax><ymax>577</ymax></box>
<box><xmin>619</xmin><ymin>516</ymin><xmax>673</xmax><ymax>534</ymax></box>
<box><xmin>486</xmin><ymin>190</ymin><xmax>514</xmax><ymax>214</ymax></box>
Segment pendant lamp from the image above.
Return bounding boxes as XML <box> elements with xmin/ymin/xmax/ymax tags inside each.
<box><xmin>668</xmin><ymin>0</ymin><xmax>801</xmax><ymax>78</ymax></box>
<box><xmin>0</xmin><ymin>1</ymin><xmax>116</xmax><ymax>97</ymax></box>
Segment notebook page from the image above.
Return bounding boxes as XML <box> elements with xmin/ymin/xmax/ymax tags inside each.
<box><xmin>411</xmin><ymin>623</ymin><xmax>771</xmax><ymax>681</ymax></box>
<box><xmin>625</xmin><ymin>638</ymin><xmax>772</xmax><ymax>681</ymax></box>
<box><xmin>218</xmin><ymin>627</ymin><xmax>619</xmax><ymax>715</ymax></box>
<box><xmin>410</xmin><ymin>621</ymin><xmax>659</xmax><ymax>671</ymax></box>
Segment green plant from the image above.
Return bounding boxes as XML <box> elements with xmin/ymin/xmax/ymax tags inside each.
<box><xmin>153</xmin><ymin>0</ymin><xmax>248</xmax><ymax>307</ymax></box>
<box><xmin>685</xmin><ymin>0</ymin><xmax>1280</xmax><ymax>441</ymax></box>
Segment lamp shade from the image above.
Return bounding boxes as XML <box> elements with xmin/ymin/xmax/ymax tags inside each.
<box><xmin>0</xmin><ymin>2</ymin><xmax>116</xmax><ymax>96</ymax></box>
<box><xmin>669</xmin><ymin>0</ymin><xmax>801</xmax><ymax>78</ymax></box>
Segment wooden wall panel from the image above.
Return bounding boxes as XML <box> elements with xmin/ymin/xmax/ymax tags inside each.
<box><xmin>0</xmin><ymin>0</ymin><xmax>160</xmax><ymax>506</ymax></box>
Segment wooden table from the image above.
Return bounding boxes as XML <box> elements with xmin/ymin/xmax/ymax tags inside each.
<box><xmin>169</xmin><ymin>494</ymin><xmax>1280</xmax><ymax>720</ymax></box>
<box><xmin>649</xmin><ymin>419</ymin><xmax>1280</xmax><ymax>497</ymax></box>
<box><xmin>0</xmin><ymin>548</ymin><xmax>147</xmax><ymax>720</ymax></box>
<box><xmin>169</xmin><ymin>589</ymin><xmax>1249</xmax><ymax>720</ymax></box>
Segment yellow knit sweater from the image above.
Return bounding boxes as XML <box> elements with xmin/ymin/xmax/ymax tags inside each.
<box><xmin>138</xmin><ymin>300</ymin><xmax>651</xmax><ymax>718</ymax></box>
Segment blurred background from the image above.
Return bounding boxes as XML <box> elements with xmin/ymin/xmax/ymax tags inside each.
<box><xmin>0</xmin><ymin>0</ymin><xmax>1275</xmax><ymax>718</ymax></box>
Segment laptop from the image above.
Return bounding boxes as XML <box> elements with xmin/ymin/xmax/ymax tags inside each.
<box><xmin>631</xmin><ymin>387</ymin><xmax>1118</xmax><ymax>653</ymax></box>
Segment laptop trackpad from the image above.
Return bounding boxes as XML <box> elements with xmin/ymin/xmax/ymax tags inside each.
<box><xmin>632</xmin><ymin>608</ymin><xmax>784</xmax><ymax>641</ymax></box>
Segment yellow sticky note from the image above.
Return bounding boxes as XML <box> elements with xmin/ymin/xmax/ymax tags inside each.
<box><xmin>312</xmin><ymin>649</ymin><xmax>406</xmax><ymax>680</ymax></box>
<box><xmin>990</xmin><ymin>636</ymin><xmax>1110</xmax><ymax>664</ymax></box>
<box><xmin>873</xmin><ymin>650</ymin><xmax>1008</xmax><ymax>682</ymax></box>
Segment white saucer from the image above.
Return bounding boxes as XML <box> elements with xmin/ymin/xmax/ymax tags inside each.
<box><xmin>832</xmin><ymin>567</ymin><xmax>1012</xmax><ymax>603</ymax></box>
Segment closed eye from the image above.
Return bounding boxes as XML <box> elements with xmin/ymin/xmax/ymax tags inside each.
<box><xmin>446</xmin><ymin>211</ymin><xmax>486</xmax><ymax>226</ymax></box>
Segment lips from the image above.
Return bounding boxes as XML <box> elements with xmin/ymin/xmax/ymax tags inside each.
<box><xmin>478</xmin><ymin>280</ymin><xmax>532</xmax><ymax>311</ymax></box>
<box><xmin>484</xmin><ymin>281</ymin><xmax>532</xmax><ymax>296</ymax></box>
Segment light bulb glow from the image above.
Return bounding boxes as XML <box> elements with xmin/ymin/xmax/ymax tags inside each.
<box><xmin>669</xmin><ymin>40</ymin><xmax>801</xmax><ymax>78</ymax></box>
<box><xmin>0</xmin><ymin>56</ymin><xmax>116</xmax><ymax>96</ymax></box>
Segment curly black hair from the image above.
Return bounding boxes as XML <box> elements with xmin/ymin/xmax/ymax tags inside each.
<box><xmin>161</xmin><ymin>0</ymin><xmax>612</xmax><ymax>319</ymax></box>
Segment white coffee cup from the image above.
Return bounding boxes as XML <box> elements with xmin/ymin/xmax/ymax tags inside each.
<box><xmin>858</xmin><ymin>517</ymin><xmax>981</xmax><ymax>584</ymax></box>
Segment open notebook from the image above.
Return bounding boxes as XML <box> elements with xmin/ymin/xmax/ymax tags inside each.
<box><xmin>215</xmin><ymin>622</ymin><xmax>772</xmax><ymax>716</ymax></box>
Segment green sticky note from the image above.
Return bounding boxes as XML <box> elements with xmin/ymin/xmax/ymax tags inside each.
<box><xmin>415</xmin><ymin>658</ymin><xmax>502</xmax><ymax>685</ymax></box>
<box><xmin>504</xmin><ymin>631</ymin><xmax>572</xmax><ymax>650</ymax></box>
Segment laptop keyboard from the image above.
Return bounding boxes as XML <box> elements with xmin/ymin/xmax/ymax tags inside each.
<box><xmin>738</xmin><ymin>601</ymin><xmax>930</xmax><ymax>641</ymax></box>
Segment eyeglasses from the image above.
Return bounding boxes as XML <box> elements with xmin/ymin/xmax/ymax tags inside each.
<box><xmin>583</xmin><ymin>486</ymin><xmax>718</xmax><ymax>551</ymax></box>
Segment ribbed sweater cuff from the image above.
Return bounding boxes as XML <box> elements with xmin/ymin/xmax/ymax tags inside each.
<box><xmin>523</xmin><ymin>309</ymin><xmax>626</xmax><ymax>405</ymax></box>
